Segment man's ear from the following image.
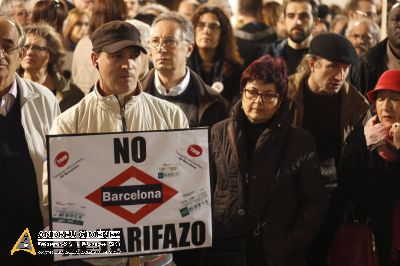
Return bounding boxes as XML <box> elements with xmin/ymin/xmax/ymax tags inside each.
<box><xmin>91</xmin><ymin>52</ymin><xmax>98</xmax><ymax>67</ymax></box>
<box><xmin>186</xmin><ymin>42</ymin><xmax>194</xmax><ymax>58</ymax></box>
<box><xmin>18</xmin><ymin>46</ymin><xmax>26</xmax><ymax>61</ymax></box>
<box><xmin>307</xmin><ymin>57</ymin><xmax>316</xmax><ymax>72</ymax></box>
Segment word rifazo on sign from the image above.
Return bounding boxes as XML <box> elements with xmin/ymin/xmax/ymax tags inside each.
<box><xmin>47</xmin><ymin>128</ymin><xmax>212</xmax><ymax>261</ymax></box>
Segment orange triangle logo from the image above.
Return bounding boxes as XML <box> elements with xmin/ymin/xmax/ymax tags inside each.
<box><xmin>11</xmin><ymin>228</ymin><xmax>36</xmax><ymax>256</ymax></box>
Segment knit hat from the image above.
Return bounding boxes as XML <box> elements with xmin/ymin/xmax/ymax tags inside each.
<box><xmin>91</xmin><ymin>21</ymin><xmax>147</xmax><ymax>54</ymax></box>
<box><xmin>367</xmin><ymin>69</ymin><xmax>400</xmax><ymax>103</ymax></box>
<box><xmin>309</xmin><ymin>33</ymin><xmax>359</xmax><ymax>65</ymax></box>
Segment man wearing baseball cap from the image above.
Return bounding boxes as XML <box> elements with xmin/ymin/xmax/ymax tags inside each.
<box><xmin>50</xmin><ymin>21</ymin><xmax>188</xmax><ymax>266</ymax></box>
<box><xmin>287</xmin><ymin>33</ymin><xmax>371</xmax><ymax>266</ymax></box>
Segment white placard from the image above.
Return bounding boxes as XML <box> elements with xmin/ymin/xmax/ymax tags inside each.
<box><xmin>46</xmin><ymin>128</ymin><xmax>212</xmax><ymax>261</ymax></box>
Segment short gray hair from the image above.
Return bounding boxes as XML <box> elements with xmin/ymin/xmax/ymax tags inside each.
<box><xmin>345</xmin><ymin>18</ymin><xmax>380</xmax><ymax>46</ymax></box>
<box><xmin>0</xmin><ymin>0</ymin><xmax>31</xmax><ymax>17</ymax></box>
<box><xmin>151</xmin><ymin>11</ymin><xmax>194</xmax><ymax>43</ymax></box>
<box><xmin>0</xmin><ymin>16</ymin><xmax>26</xmax><ymax>48</ymax></box>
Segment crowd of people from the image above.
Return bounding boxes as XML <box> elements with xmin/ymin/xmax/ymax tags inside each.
<box><xmin>0</xmin><ymin>0</ymin><xmax>399</xmax><ymax>265</ymax></box>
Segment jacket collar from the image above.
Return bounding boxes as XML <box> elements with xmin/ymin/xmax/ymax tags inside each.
<box><xmin>15</xmin><ymin>74</ymin><xmax>40</xmax><ymax>107</ymax></box>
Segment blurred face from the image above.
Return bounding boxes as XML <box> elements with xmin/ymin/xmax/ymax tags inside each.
<box><xmin>21</xmin><ymin>34</ymin><xmax>50</xmax><ymax>73</ymax></box>
<box><xmin>124</xmin><ymin>0</ymin><xmax>139</xmax><ymax>18</ymax></box>
<box><xmin>178</xmin><ymin>2</ymin><xmax>197</xmax><ymax>20</ymax></box>
<box><xmin>12</xmin><ymin>4</ymin><xmax>31</xmax><ymax>27</ymax></box>
<box><xmin>73</xmin><ymin>0</ymin><xmax>94</xmax><ymax>14</ymax></box>
<box><xmin>92</xmin><ymin>46</ymin><xmax>142</xmax><ymax>97</ymax></box>
<box><xmin>347</xmin><ymin>22</ymin><xmax>374</xmax><ymax>56</ymax></box>
<box><xmin>70</xmin><ymin>16</ymin><xmax>89</xmax><ymax>44</ymax></box>
<box><xmin>195</xmin><ymin>13</ymin><xmax>221</xmax><ymax>51</ymax></box>
<box><xmin>375</xmin><ymin>90</ymin><xmax>400</xmax><ymax>127</ymax></box>
<box><xmin>387</xmin><ymin>5</ymin><xmax>400</xmax><ymax>49</ymax></box>
<box><xmin>242</xmin><ymin>80</ymin><xmax>281</xmax><ymax>124</ymax></box>
<box><xmin>308</xmin><ymin>58</ymin><xmax>350</xmax><ymax>95</ymax></box>
<box><xmin>285</xmin><ymin>1</ymin><xmax>314</xmax><ymax>44</ymax></box>
<box><xmin>350</xmin><ymin>1</ymin><xmax>377</xmax><ymax>22</ymax></box>
<box><xmin>150</xmin><ymin>20</ymin><xmax>193</xmax><ymax>75</ymax></box>
<box><xmin>0</xmin><ymin>19</ymin><xmax>24</xmax><ymax>89</ymax></box>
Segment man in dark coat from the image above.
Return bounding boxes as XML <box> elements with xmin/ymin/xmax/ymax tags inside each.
<box><xmin>262</xmin><ymin>0</ymin><xmax>318</xmax><ymax>75</ymax></box>
<box><xmin>142</xmin><ymin>11</ymin><xmax>228</xmax><ymax>127</ymax></box>
<box><xmin>350</xmin><ymin>2</ymin><xmax>400</xmax><ymax>95</ymax></box>
<box><xmin>235</xmin><ymin>0</ymin><xmax>276</xmax><ymax>67</ymax></box>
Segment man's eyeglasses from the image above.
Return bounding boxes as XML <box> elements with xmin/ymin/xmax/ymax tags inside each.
<box><xmin>355</xmin><ymin>9</ymin><xmax>377</xmax><ymax>19</ymax></box>
<box><xmin>0</xmin><ymin>45</ymin><xmax>20</xmax><ymax>55</ymax></box>
<box><xmin>23</xmin><ymin>44</ymin><xmax>48</xmax><ymax>53</ymax></box>
<box><xmin>244</xmin><ymin>89</ymin><xmax>280</xmax><ymax>102</ymax></box>
<box><xmin>196</xmin><ymin>21</ymin><xmax>221</xmax><ymax>31</ymax></box>
<box><xmin>149</xmin><ymin>37</ymin><xmax>180</xmax><ymax>48</ymax></box>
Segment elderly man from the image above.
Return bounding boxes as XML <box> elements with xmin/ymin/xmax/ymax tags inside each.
<box><xmin>0</xmin><ymin>17</ymin><xmax>59</xmax><ymax>265</ymax></box>
<box><xmin>288</xmin><ymin>33</ymin><xmax>371</xmax><ymax>266</ymax></box>
<box><xmin>50</xmin><ymin>20</ymin><xmax>188</xmax><ymax>266</ymax></box>
<box><xmin>350</xmin><ymin>2</ymin><xmax>400</xmax><ymax>95</ymax></box>
<box><xmin>263</xmin><ymin>0</ymin><xmax>318</xmax><ymax>75</ymax></box>
<box><xmin>345</xmin><ymin>18</ymin><xmax>380</xmax><ymax>57</ymax></box>
<box><xmin>141</xmin><ymin>11</ymin><xmax>227</xmax><ymax>128</ymax></box>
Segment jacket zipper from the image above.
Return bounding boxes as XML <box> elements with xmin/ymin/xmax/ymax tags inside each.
<box><xmin>115</xmin><ymin>96</ymin><xmax>128</xmax><ymax>132</ymax></box>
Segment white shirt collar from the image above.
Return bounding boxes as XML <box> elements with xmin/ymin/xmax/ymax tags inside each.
<box><xmin>154</xmin><ymin>67</ymin><xmax>191</xmax><ymax>96</ymax></box>
<box><xmin>1</xmin><ymin>79</ymin><xmax>18</xmax><ymax>108</ymax></box>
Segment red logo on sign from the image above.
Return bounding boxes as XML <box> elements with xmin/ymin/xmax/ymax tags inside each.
<box><xmin>187</xmin><ymin>144</ymin><xmax>202</xmax><ymax>157</ymax></box>
<box><xmin>85</xmin><ymin>166</ymin><xmax>178</xmax><ymax>224</ymax></box>
<box><xmin>55</xmin><ymin>151</ymin><xmax>69</xmax><ymax>167</ymax></box>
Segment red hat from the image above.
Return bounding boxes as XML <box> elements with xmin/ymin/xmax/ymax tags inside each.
<box><xmin>367</xmin><ymin>70</ymin><xmax>400</xmax><ymax>103</ymax></box>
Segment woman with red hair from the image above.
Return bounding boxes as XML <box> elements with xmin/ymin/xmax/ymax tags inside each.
<box><xmin>206</xmin><ymin>55</ymin><xmax>326</xmax><ymax>266</ymax></box>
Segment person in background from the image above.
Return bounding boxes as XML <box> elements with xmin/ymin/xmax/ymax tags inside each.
<box><xmin>236</xmin><ymin>0</ymin><xmax>277</xmax><ymax>68</ymax></box>
<box><xmin>345</xmin><ymin>18</ymin><xmax>380</xmax><ymax>57</ymax></box>
<box><xmin>63</xmin><ymin>8</ymin><xmax>90</xmax><ymax>52</ymax></box>
<box><xmin>202</xmin><ymin>55</ymin><xmax>326</xmax><ymax>266</ymax></box>
<box><xmin>346</xmin><ymin>0</ymin><xmax>378</xmax><ymax>23</ymax></box>
<box><xmin>72</xmin><ymin>0</ymin><xmax>127</xmax><ymax>94</ymax></box>
<box><xmin>335</xmin><ymin>69</ymin><xmax>400</xmax><ymax>266</ymax></box>
<box><xmin>142</xmin><ymin>11</ymin><xmax>227</xmax><ymax>127</ymax></box>
<box><xmin>126</xmin><ymin>19</ymin><xmax>151</xmax><ymax>80</ymax></box>
<box><xmin>31</xmin><ymin>0</ymin><xmax>69</xmax><ymax>35</ymax></box>
<box><xmin>62</xmin><ymin>8</ymin><xmax>90</xmax><ymax>77</ymax></box>
<box><xmin>329</xmin><ymin>14</ymin><xmax>348</xmax><ymax>35</ymax></box>
<box><xmin>0</xmin><ymin>17</ymin><xmax>60</xmax><ymax>265</ymax></box>
<box><xmin>178</xmin><ymin>0</ymin><xmax>200</xmax><ymax>20</ymax></box>
<box><xmin>262</xmin><ymin>1</ymin><xmax>282</xmax><ymax>29</ymax></box>
<box><xmin>0</xmin><ymin>0</ymin><xmax>31</xmax><ymax>27</ymax></box>
<box><xmin>20</xmin><ymin>24</ymin><xmax>84</xmax><ymax>112</ymax></box>
<box><xmin>124</xmin><ymin>0</ymin><xmax>139</xmax><ymax>19</ymax></box>
<box><xmin>72</xmin><ymin>0</ymin><xmax>94</xmax><ymax>15</ymax></box>
<box><xmin>350</xmin><ymin>2</ymin><xmax>400</xmax><ymax>95</ymax></box>
<box><xmin>263</xmin><ymin>0</ymin><xmax>318</xmax><ymax>75</ymax></box>
<box><xmin>188</xmin><ymin>5</ymin><xmax>243</xmax><ymax>103</ymax></box>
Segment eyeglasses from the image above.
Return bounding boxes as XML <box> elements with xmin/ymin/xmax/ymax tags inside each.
<box><xmin>355</xmin><ymin>9</ymin><xmax>377</xmax><ymax>18</ymax></box>
<box><xmin>196</xmin><ymin>21</ymin><xmax>221</xmax><ymax>31</ymax></box>
<box><xmin>23</xmin><ymin>44</ymin><xmax>48</xmax><ymax>53</ymax></box>
<box><xmin>149</xmin><ymin>37</ymin><xmax>180</xmax><ymax>48</ymax></box>
<box><xmin>244</xmin><ymin>89</ymin><xmax>280</xmax><ymax>102</ymax></box>
<box><xmin>0</xmin><ymin>44</ymin><xmax>20</xmax><ymax>55</ymax></box>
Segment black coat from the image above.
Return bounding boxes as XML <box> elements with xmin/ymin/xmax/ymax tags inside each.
<box><xmin>336</xmin><ymin>126</ymin><xmax>400</xmax><ymax>266</ymax></box>
<box><xmin>349</xmin><ymin>38</ymin><xmax>389</xmax><ymax>95</ymax></box>
<box><xmin>208</xmin><ymin>102</ymin><xmax>327</xmax><ymax>266</ymax></box>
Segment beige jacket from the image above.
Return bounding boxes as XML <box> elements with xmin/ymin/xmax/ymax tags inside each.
<box><xmin>17</xmin><ymin>74</ymin><xmax>60</xmax><ymax>227</ymax></box>
<box><xmin>49</xmin><ymin>84</ymin><xmax>188</xmax><ymax>266</ymax></box>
